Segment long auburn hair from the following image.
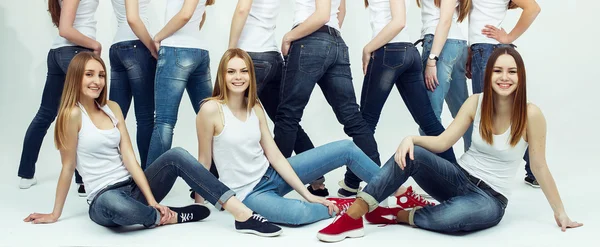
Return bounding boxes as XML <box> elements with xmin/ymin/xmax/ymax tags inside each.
<box><xmin>413</xmin><ymin>0</ymin><xmax>471</xmax><ymax>22</ymax></box>
<box><xmin>206</xmin><ymin>0</ymin><xmax>215</xmax><ymax>5</ymax></box>
<box><xmin>479</xmin><ymin>47</ymin><xmax>527</xmax><ymax>146</ymax></box>
<box><xmin>205</xmin><ymin>48</ymin><xmax>259</xmax><ymax>111</ymax></box>
<box><xmin>54</xmin><ymin>52</ymin><xmax>108</xmax><ymax>150</ymax></box>
<box><xmin>48</xmin><ymin>0</ymin><xmax>61</xmax><ymax>27</ymax></box>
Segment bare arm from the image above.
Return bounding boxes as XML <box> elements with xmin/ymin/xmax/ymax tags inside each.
<box><xmin>281</xmin><ymin>0</ymin><xmax>331</xmax><ymax>55</ymax></box>
<box><xmin>24</xmin><ymin>108</ymin><xmax>81</xmax><ymax>223</ymax></box>
<box><xmin>154</xmin><ymin>0</ymin><xmax>200</xmax><ymax>42</ymax></box>
<box><xmin>482</xmin><ymin>0</ymin><xmax>541</xmax><ymax>44</ymax></box>
<box><xmin>362</xmin><ymin>0</ymin><xmax>406</xmax><ymax>73</ymax></box>
<box><xmin>228</xmin><ymin>0</ymin><xmax>253</xmax><ymax>48</ymax></box>
<box><xmin>125</xmin><ymin>0</ymin><xmax>157</xmax><ymax>58</ymax></box>
<box><xmin>337</xmin><ymin>0</ymin><xmax>346</xmax><ymax>28</ymax></box>
<box><xmin>59</xmin><ymin>0</ymin><xmax>102</xmax><ymax>54</ymax></box>
<box><xmin>527</xmin><ymin>104</ymin><xmax>582</xmax><ymax>231</ymax></box>
<box><xmin>195</xmin><ymin>101</ymin><xmax>218</xmax><ymax>170</ymax></box>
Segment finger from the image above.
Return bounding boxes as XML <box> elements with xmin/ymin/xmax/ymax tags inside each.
<box><xmin>434</xmin><ymin>75</ymin><xmax>439</xmax><ymax>86</ymax></box>
<box><xmin>569</xmin><ymin>221</ymin><xmax>583</xmax><ymax>228</ymax></box>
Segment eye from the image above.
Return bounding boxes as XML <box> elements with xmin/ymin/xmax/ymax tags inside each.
<box><xmin>227</xmin><ymin>70</ymin><xmax>235</xmax><ymax>74</ymax></box>
<box><xmin>99</xmin><ymin>74</ymin><xmax>106</xmax><ymax>78</ymax></box>
<box><xmin>241</xmin><ymin>69</ymin><xmax>249</xmax><ymax>73</ymax></box>
<box><xmin>509</xmin><ymin>70</ymin><xmax>517</xmax><ymax>74</ymax></box>
<box><xmin>493</xmin><ymin>69</ymin><xmax>502</xmax><ymax>73</ymax></box>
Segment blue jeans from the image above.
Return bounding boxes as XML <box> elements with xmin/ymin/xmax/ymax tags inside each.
<box><xmin>18</xmin><ymin>46</ymin><xmax>85</xmax><ymax>183</ymax></box>
<box><xmin>358</xmin><ymin>146</ymin><xmax>507</xmax><ymax>233</ymax></box>
<box><xmin>420</xmin><ymin>35</ymin><xmax>472</xmax><ymax>151</ymax></box>
<box><xmin>242</xmin><ymin>140</ymin><xmax>380</xmax><ymax>225</ymax></box>
<box><xmin>88</xmin><ymin>147</ymin><xmax>235</xmax><ymax>228</ymax></box>
<box><xmin>361</xmin><ymin>42</ymin><xmax>456</xmax><ymax>163</ymax></box>
<box><xmin>470</xmin><ymin>43</ymin><xmax>533</xmax><ymax>179</ymax></box>
<box><xmin>274</xmin><ymin>28</ymin><xmax>381</xmax><ymax>190</ymax></box>
<box><xmin>146</xmin><ymin>46</ymin><xmax>213</xmax><ymax>167</ymax></box>
<box><xmin>109</xmin><ymin>40</ymin><xmax>156</xmax><ymax>169</ymax></box>
<box><xmin>248</xmin><ymin>51</ymin><xmax>315</xmax><ymax>155</ymax></box>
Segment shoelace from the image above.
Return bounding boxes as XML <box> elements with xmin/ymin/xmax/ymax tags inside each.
<box><xmin>180</xmin><ymin>213</ymin><xmax>194</xmax><ymax>223</ymax></box>
<box><xmin>409</xmin><ymin>191</ymin><xmax>434</xmax><ymax>205</ymax></box>
<box><xmin>251</xmin><ymin>214</ymin><xmax>268</xmax><ymax>223</ymax></box>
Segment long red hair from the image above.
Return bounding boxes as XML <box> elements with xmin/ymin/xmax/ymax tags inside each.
<box><xmin>479</xmin><ymin>47</ymin><xmax>527</xmax><ymax>146</ymax></box>
<box><xmin>414</xmin><ymin>0</ymin><xmax>471</xmax><ymax>22</ymax></box>
<box><xmin>48</xmin><ymin>0</ymin><xmax>61</xmax><ymax>27</ymax></box>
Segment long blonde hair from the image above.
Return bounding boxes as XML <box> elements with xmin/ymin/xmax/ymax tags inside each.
<box><xmin>204</xmin><ymin>48</ymin><xmax>259</xmax><ymax>111</ymax></box>
<box><xmin>414</xmin><ymin>0</ymin><xmax>472</xmax><ymax>22</ymax></box>
<box><xmin>54</xmin><ymin>52</ymin><xmax>107</xmax><ymax>150</ymax></box>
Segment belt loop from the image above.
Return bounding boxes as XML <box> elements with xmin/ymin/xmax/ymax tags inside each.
<box><xmin>476</xmin><ymin>179</ymin><xmax>482</xmax><ymax>187</ymax></box>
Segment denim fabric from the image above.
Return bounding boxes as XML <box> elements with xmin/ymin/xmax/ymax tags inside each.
<box><xmin>18</xmin><ymin>46</ymin><xmax>87</xmax><ymax>183</ymax></box>
<box><xmin>360</xmin><ymin>42</ymin><xmax>456</xmax><ymax>163</ymax></box>
<box><xmin>242</xmin><ymin>140</ymin><xmax>380</xmax><ymax>225</ymax></box>
<box><xmin>146</xmin><ymin>46</ymin><xmax>213</xmax><ymax>167</ymax></box>
<box><xmin>274</xmin><ymin>30</ymin><xmax>381</xmax><ymax>189</ymax></box>
<box><xmin>88</xmin><ymin>147</ymin><xmax>235</xmax><ymax>228</ymax></box>
<box><xmin>420</xmin><ymin>34</ymin><xmax>472</xmax><ymax>151</ymax></box>
<box><xmin>108</xmin><ymin>40</ymin><xmax>156</xmax><ymax>169</ymax></box>
<box><xmin>359</xmin><ymin>146</ymin><xmax>506</xmax><ymax>233</ymax></box>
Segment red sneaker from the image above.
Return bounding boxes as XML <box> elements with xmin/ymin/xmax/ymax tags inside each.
<box><xmin>365</xmin><ymin>206</ymin><xmax>402</xmax><ymax>224</ymax></box>
<box><xmin>395</xmin><ymin>186</ymin><xmax>435</xmax><ymax>209</ymax></box>
<box><xmin>317</xmin><ymin>213</ymin><xmax>364</xmax><ymax>243</ymax></box>
<box><xmin>326</xmin><ymin>197</ymin><xmax>355</xmax><ymax>205</ymax></box>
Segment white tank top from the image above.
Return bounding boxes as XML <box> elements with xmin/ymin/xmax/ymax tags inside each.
<box><xmin>161</xmin><ymin>0</ymin><xmax>207</xmax><ymax>49</ymax></box>
<box><xmin>419</xmin><ymin>0</ymin><xmax>465</xmax><ymax>40</ymax></box>
<box><xmin>51</xmin><ymin>0</ymin><xmax>99</xmax><ymax>49</ymax></box>
<box><xmin>368</xmin><ymin>0</ymin><xmax>411</xmax><ymax>43</ymax></box>
<box><xmin>111</xmin><ymin>0</ymin><xmax>152</xmax><ymax>44</ymax></box>
<box><xmin>212</xmin><ymin>103</ymin><xmax>269</xmax><ymax>201</ymax></box>
<box><xmin>238</xmin><ymin>0</ymin><xmax>281</xmax><ymax>53</ymax></box>
<box><xmin>469</xmin><ymin>0</ymin><xmax>510</xmax><ymax>45</ymax></box>
<box><xmin>293</xmin><ymin>0</ymin><xmax>342</xmax><ymax>31</ymax></box>
<box><xmin>458</xmin><ymin>94</ymin><xmax>528</xmax><ymax>198</ymax></box>
<box><xmin>76</xmin><ymin>103</ymin><xmax>130</xmax><ymax>201</ymax></box>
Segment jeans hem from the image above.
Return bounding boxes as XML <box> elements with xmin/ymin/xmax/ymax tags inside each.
<box><xmin>409</xmin><ymin>206</ymin><xmax>422</xmax><ymax>226</ymax></box>
<box><xmin>215</xmin><ymin>190</ymin><xmax>236</xmax><ymax>211</ymax></box>
<box><xmin>357</xmin><ymin>191</ymin><xmax>379</xmax><ymax>212</ymax></box>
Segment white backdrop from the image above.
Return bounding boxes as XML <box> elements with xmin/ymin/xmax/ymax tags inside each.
<box><xmin>0</xmin><ymin>0</ymin><xmax>599</xmax><ymax>245</ymax></box>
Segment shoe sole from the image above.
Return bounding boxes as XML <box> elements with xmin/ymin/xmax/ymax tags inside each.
<box><xmin>236</xmin><ymin>228</ymin><xmax>283</xmax><ymax>237</ymax></box>
<box><xmin>78</xmin><ymin>193</ymin><xmax>87</xmax><ymax>197</ymax></box>
<box><xmin>524</xmin><ymin>181</ymin><xmax>540</xmax><ymax>188</ymax></box>
<box><xmin>317</xmin><ymin>228</ymin><xmax>364</xmax><ymax>242</ymax></box>
<box><xmin>19</xmin><ymin>181</ymin><xmax>37</xmax><ymax>189</ymax></box>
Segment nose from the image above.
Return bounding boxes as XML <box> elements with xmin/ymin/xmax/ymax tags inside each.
<box><xmin>501</xmin><ymin>71</ymin><xmax>509</xmax><ymax>81</ymax></box>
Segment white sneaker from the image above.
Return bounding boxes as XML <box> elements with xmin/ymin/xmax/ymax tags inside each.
<box><xmin>19</xmin><ymin>178</ymin><xmax>37</xmax><ymax>189</ymax></box>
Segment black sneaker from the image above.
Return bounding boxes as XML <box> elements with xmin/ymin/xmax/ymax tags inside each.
<box><xmin>78</xmin><ymin>184</ymin><xmax>87</xmax><ymax>197</ymax></box>
<box><xmin>336</xmin><ymin>180</ymin><xmax>359</xmax><ymax>198</ymax></box>
<box><xmin>235</xmin><ymin>213</ymin><xmax>283</xmax><ymax>237</ymax></box>
<box><xmin>524</xmin><ymin>176</ymin><xmax>540</xmax><ymax>188</ymax></box>
<box><xmin>308</xmin><ymin>185</ymin><xmax>329</xmax><ymax>197</ymax></box>
<box><xmin>169</xmin><ymin>204</ymin><xmax>211</xmax><ymax>223</ymax></box>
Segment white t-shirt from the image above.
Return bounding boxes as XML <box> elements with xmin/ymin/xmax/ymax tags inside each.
<box><xmin>420</xmin><ymin>0</ymin><xmax>465</xmax><ymax>40</ymax></box>
<box><xmin>238</xmin><ymin>0</ymin><xmax>281</xmax><ymax>53</ymax></box>
<box><xmin>161</xmin><ymin>0</ymin><xmax>207</xmax><ymax>49</ymax></box>
<box><xmin>51</xmin><ymin>0</ymin><xmax>99</xmax><ymax>49</ymax></box>
<box><xmin>111</xmin><ymin>0</ymin><xmax>152</xmax><ymax>44</ymax></box>
<box><xmin>293</xmin><ymin>0</ymin><xmax>342</xmax><ymax>31</ymax></box>
<box><xmin>469</xmin><ymin>0</ymin><xmax>510</xmax><ymax>45</ymax></box>
<box><xmin>368</xmin><ymin>0</ymin><xmax>411</xmax><ymax>43</ymax></box>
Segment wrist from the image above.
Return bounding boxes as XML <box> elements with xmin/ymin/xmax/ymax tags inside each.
<box><xmin>283</xmin><ymin>33</ymin><xmax>295</xmax><ymax>44</ymax></box>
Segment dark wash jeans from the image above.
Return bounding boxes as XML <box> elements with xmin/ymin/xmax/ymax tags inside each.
<box><xmin>88</xmin><ymin>147</ymin><xmax>235</xmax><ymax>228</ymax></box>
<box><xmin>108</xmin><ymin>40</ymin><xmax>156</xmax><ymax>169</ymax></box>
<box><xmin>18</xmin><ymin>46</ymin><xmax>86</xmax><ymax>184</ymax></box>
<box><xmin>274</xmin><ymin>27</ymin><xmax>381</xmax><ymax>189</ymax></box>
<box><xmin>360</xmin><ymin>42</ymin><xmax>456</xmax><ymax>163</ymax></box>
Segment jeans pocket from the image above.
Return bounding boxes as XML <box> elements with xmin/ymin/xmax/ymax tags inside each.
<box><xmin>175</xmin><ymin>48</ymin><xmax>198</xmax><ymax>69</ymax></box>
<box><xmin>57</xmin><ymin>46</ymin><xmax>92</xmax><ymax>72</ymax></box>
<box><xmin>383</xmin><ymin>47</ymin><xmax>407</xmax><ymax>69</ymax></box>
<box><xmin>253</xmin><ymin>60</ymin><xmax>272</xmax><ymax>84</ymax></box>
<box><xmin>298</xmin><ymin>43</ymin><xmax>330</xmax><ymax>74</ymax></box>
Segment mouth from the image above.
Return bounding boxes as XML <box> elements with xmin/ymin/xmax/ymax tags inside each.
<box><xmin>231</xmin><ymin>81</ymin><xmax>246</xmax><ymax>87</ymax></box>
<box><xmin>496</xmin><ymin>82</ymin><xmax>512</xmax><ymax>89</ymax></box>
<box><xmin>88</xmin><ymin>85</ymin><xmax>101</xmax><ymax>92</ymax></box>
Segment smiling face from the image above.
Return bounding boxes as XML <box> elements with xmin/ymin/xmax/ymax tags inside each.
<box><xmin>79</xmin><ymin>59</ymin><xmax>106</xmax><ymax>100</ymax></box>
<box><xmin>225</xmin><ymin>57</ymin><xmax>250</xmax><ymax>95</ymax></box>
<box><xmin>490</xmin><ymin>54</ymin><xmax>519</xmax><ymax>97</ymax></box>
